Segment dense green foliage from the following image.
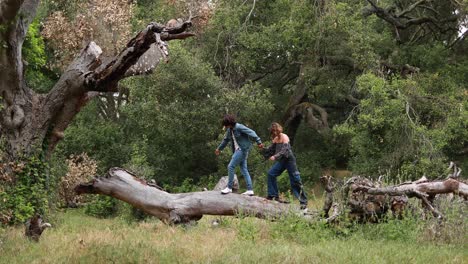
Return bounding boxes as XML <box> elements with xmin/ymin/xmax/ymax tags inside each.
<box><xmin>195</xmin><ymin>0</ymin><xmax>467</xmax><ymax>178</ymax></box>
<box><xmin>0</xmin><ymin>157</ymin><xmax>50</xmax><ymax>224</ymax></box>
<box><xmin>22</xmin><ymin>19</ymin><xmax>56</xmax><ymax>93</ymax></box>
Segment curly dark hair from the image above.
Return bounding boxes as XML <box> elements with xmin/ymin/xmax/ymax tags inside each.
<box><xmin>221</xmin><ymin>114</ymin><xmax>237</xmax><ymax>127</ymax></box>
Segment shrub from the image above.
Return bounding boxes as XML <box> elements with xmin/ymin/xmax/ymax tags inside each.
<box><xmin>59</xmin><ymin>153</ymin><xmax>97</xmax><ymax>207</ymax></box>
<box><xmin>0</xmin><ymin>156</ymin><xmax>49</xmax><ymax>225</ymax></box>
<box><xmin>84</xmin><ymin>196</ymin><xmax>118</xmax><ymax>218</ymax></box>
<box><xmin>118</xmin><ymin>201</ymin><xmax>150</xmax><ymax>224</ymax></box>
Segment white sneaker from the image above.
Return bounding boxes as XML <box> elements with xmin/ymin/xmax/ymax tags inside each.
<box><xmin>221</xmin><ymin>187</ymin><xmax>232</xmax><ymax>194</ymax></box>
<box><xmin>241</xmin><ymin>190</ymin><xmax>254</xmax><ymax>196</ymax></box>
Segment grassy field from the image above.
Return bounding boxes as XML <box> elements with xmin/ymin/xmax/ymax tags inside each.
<box><xmin>0</xmin><ymin>208</ymin><xmax>466</xmax><ymax>264</ymax></box>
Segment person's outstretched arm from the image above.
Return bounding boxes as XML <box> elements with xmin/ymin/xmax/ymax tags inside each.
<box><xmin>262</xmin><ymin>143</ymin><xmax>276</xmax><ymax>160</ymax></box>
<box><xmin>217</xmin><ymin>130</ymin><xmax>231</xmax><ymax>151</ymax></box>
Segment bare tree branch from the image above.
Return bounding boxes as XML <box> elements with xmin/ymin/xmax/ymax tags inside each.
<box><xmin>242</xmin><ymin>0</ymin><xmax>256</xmax><ymax>27</ymax></box>
<box><xmin>44</xmin><ymin>18</ymin><xmax>194</xmax><ymax>155</ymax></box>
<box><xmin>354</xmin><ymin>177</ymin><xmax>468</xmax><ymax>219</ymax></box>
<box><xmin>346</xmin><ymin>95</ymin><xmax>360</xmax><ymax>105</ymax></box>
<box><xmin>364</xmin><ymin>0</ymin><xmax>459</xmax><ymax>43</ymax></box>
<box><xmin>395</xmin><ymin>0</ymin><xmax>427</xmax><ymax>18</ymax></box>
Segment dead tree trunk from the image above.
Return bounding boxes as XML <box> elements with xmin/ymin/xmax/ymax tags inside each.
<box><xmin>0</xmin><ymin>0</ymin><xmax>194</xmax><ymax>236</ymax></box>
<box><xmin>76</xmin><ymin>168</ymin><xmax>298</xmax><ymax>224</ymax></box>
<box><xmin>0</xmin><ymin>0</ymin><xmax>195</xmax><ymax>164</ymax></box>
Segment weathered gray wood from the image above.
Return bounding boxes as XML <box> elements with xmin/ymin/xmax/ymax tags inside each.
<box><xmin>0</xmin><ymin>0</ymin><xmax>195</xmax><ymax>160</ymax></box>
<box><xmin>75</xmin><ymin>167</ymin><xmax>468</xmax><ymax>228</ymax></box>
<box><xmin>76</xmin><ymin>168</ymin><xmax>297</xmax><ymax>224</ymax></box>
<box><xmin>356</xmin><ymin>177</ymin><xmax>468</xmax><ymax>199</ymax></box>
<box><xmin>353</xmin><ymin>176</ymin><xmax>468</xmax><ymax>219</ymax></box>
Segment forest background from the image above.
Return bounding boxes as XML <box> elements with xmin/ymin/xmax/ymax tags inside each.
<box><xmin>1</xmin><ymin>0</ymin><xmax>466</xmax><ymax>220</ymax></box>
<box><xmin>0</xmin><ymin>0</ymin><xmax>467</xmax><ymax>257</ymax></box>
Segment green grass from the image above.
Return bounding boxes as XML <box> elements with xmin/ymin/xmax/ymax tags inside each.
<box><xmin>0</xmin><ymin>209</ymin><xmax>466</xmax><ymax>264</ymax></box>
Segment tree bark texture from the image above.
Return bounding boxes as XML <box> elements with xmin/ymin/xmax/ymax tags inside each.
<box><xmin>347</xmin><ymin>176</ymin><xmax>467</xmax><ymax>220</ymax></box>
<box><xmin>76</xmin><ymin>168</ymin><xmax>467</xmax><ymax>225</ymax></box>
<box><xmin>76</xmin><ymin>168</ymin><xmax>296</xmax><ymax>224</ymax></box>
<box><xmin>281</xmin><ymin>65</ymin><xmax>329</xmax><ymax>144</ymax></box>
<box><xmin>0</xmin><ymin>0</ymin><xmax>194</xmax><ymax>162</ymax></box>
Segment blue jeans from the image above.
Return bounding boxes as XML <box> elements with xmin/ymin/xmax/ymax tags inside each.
<box><xmin>267</xmin><ymin>157</ymin><xmax>307</xmax><ymax>205</ymax></box>
<box><xmin>227</xmin><ymin>149</ymin><xmax>253</xmax><ymax>190</ymax></box>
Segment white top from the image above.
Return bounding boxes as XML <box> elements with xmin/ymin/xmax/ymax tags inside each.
<box><xmin>231</xmin><ymin>130</ymin><xmax>240</xmax><ymax>150</ymax></box>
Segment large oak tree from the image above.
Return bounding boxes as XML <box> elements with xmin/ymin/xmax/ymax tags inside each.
<box><xmin>0</xmin><ymin>0</ymin><xmax>194</xmax><ymax>166</ymax></box>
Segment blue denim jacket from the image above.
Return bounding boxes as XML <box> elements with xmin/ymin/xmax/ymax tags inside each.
<box><xmin>217</xmin><ymin>123</ymin><xmax>262</xmax><ymax>152</ymax></box>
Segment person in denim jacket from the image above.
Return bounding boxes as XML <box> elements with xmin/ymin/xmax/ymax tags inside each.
<box><xmin>264</xmin><ymin>122</ymin><xmax>308</xmax><ymax>210</ymax></box>
<box><xmin>215</xmin><ymin>114</ymin><xmax>263</xmax><ymax>195</ymax></box>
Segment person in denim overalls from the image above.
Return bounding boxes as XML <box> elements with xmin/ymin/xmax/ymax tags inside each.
<box><xmin>215</xmin><ymin>114</ymin><xmax>263</xmax><ymax>195</ymax></box>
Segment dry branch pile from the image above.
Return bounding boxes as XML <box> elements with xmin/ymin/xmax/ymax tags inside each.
<box><xmin>59</xmin><ymin>153</ymin><xmax>97</xmax><ymax>208</ymax></box>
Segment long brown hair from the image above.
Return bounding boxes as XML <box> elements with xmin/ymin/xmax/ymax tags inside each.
<box><xmin>269</xmin><ymin>122</ymin><xmax>283</xmax><ymax>140</ymax></box>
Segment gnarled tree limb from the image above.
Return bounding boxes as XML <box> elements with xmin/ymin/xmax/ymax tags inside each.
<box><xmin>283</xmin><ymin>102</ymin><xmax>330</xmax><ymax>139</ymax></box>
<box><xmin>0</xmin><ymin>2</ymin><xmax>194</xmax><ymax>159</ymax></box>
<box><xmin>281</xmin><ymin>65</ymin><xmax>329</xmax><ymax>143</ymax></box>
<box><xmin>363</xmin><ymin>0</ymin><xmax>459</xmax><ymax>43</ymax></box>
<box><xmin>353</xmin><ymin>177</ymin><xmax>468</xmax><ymax>219</ymax></box>
<box><xmin>356</xmin><ymin>178</ymin><xmax>468</xmax><ymax>198</ymax></box>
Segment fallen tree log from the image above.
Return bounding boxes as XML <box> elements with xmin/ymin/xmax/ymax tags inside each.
<box><xmin>75</xmin><ymin>168</ymin><xmax>297</xmax><ymax>224</ymax></box>
<box><xmin>355</xmin><ymin>177</ymin><xmax>468</xmax><ymax>198</ymax></box>
<box><xmin>75</xmin><ymin>168</ymin><xmax>467</xmax><ymax>225</ymax></box>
